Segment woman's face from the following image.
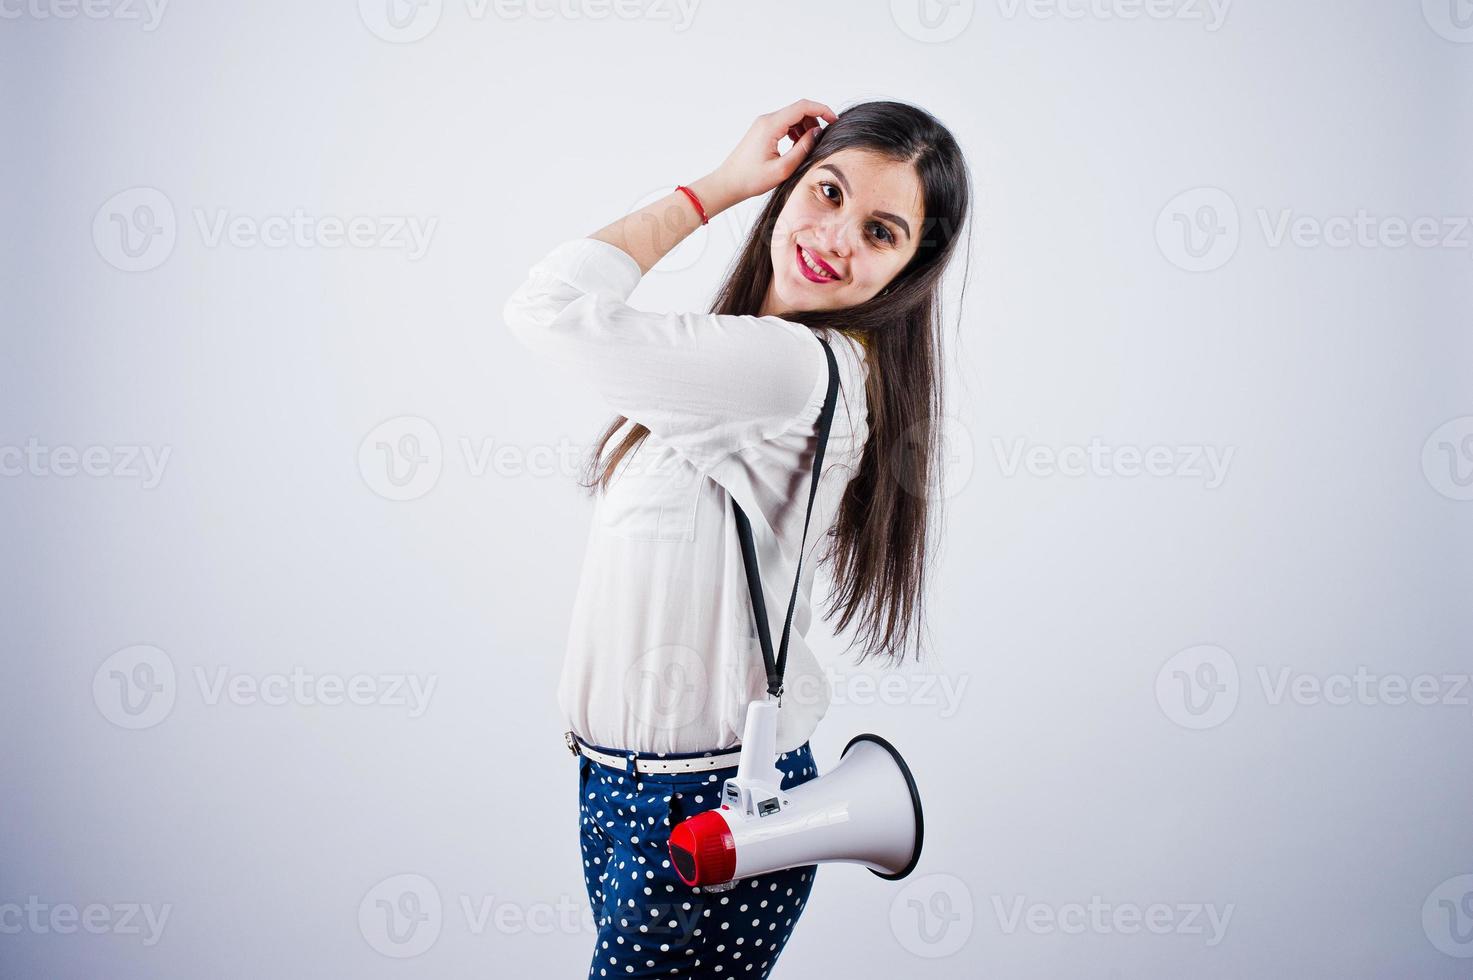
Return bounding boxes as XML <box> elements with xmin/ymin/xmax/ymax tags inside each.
<box><xmin>760</xmin><ymin>147</ymin><xmax>925</xmax><ymax>317</ymax></box>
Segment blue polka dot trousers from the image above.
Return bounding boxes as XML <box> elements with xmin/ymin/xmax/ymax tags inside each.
<box><xmin>576</xmin><ymin>737</ymin><xmax>821</xmax><ymax>978</ymax></box>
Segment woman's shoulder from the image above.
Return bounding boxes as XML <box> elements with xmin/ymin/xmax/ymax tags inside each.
<box><xmin>810</xmin><ymin>326</ymin><xmax>870</xmax><ymax>448</ymax></box>
<box><xmin>812</xmin><ymin>326</ymin><xmax>870</xmax><ymax>395</ymax></box>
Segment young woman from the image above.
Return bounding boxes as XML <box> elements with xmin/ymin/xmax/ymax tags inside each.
<box><xmin>503</xmin><ymin>98</ymin><xmax>972</xmax><ymax>978</ymax></box>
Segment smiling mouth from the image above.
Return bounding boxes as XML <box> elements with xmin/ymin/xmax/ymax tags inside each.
<box><xmin>795</xmin><ymin>243</ymin><xmax>839</xmax><ymax>283</ymax></box>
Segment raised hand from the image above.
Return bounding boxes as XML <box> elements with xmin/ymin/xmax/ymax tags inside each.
<box><xmin>708</xmin><ymin>99</ymin><xmax>839</xmax><ymax>203</ymax></box>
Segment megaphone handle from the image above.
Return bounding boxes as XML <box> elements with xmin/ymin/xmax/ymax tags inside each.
<box><xmin>731</xmin><ymin>336</ymin><xmax>840</xmax><ymax>700</ymax></box>
<box><xmin>735</xmin><ymin>698</ymin><xmax>781</xmax><ymax>785</ymax></box>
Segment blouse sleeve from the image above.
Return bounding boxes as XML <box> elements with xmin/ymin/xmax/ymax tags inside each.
<box><xmin>501</xmin><ymin>236</ymin><xmax>829</xmax><ymax>472</ymax></box>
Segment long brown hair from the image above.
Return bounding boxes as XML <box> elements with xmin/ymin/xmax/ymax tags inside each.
<box><xmin>580</xmin><ymin>100</ymin><xmax>974</xmax><ymax>667</ymax></box>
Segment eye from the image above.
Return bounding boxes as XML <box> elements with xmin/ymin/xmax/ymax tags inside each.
<box><xmin>816</xmin><ymin>181</ymin><xmax>898</xmax><ymax>248</ymax></box>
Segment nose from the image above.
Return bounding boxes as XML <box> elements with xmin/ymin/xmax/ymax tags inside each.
<box><xmin>810</xmin><ymin>214</ymin><xmax>859</xmax><ymax>259</ymax></box>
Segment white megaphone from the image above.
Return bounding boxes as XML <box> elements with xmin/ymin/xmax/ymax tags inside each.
<box><xmin>667</xmin><ymin>699</ymin><xmax>924</xmax><ymax>890</ymax></box>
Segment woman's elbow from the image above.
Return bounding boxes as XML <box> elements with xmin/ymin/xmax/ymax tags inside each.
<box><xmin>501</xmin><ymin>290</ymin><xmax>534</xmax><ymax>336</ymax></box>
<box><xmin>502</xmin><ymin>287</ymin><xmax>600</xmax><ymax>365</ymax></box>
<box><xmin>501</xmin><ymin>284</ymin><xmax>558</xmax><ymax>352</ymax></box>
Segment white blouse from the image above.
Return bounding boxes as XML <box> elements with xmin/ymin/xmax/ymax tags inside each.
<box><xmin>502</xmin><ymin>236</ymin><xmax>872</xmax><ymax>755</ymax></box>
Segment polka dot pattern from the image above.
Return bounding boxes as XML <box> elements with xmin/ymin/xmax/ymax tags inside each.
<box><xmin>577</xmin><ymin>741</ymin><xmax>820</xmax><ymax>977</ymax></box>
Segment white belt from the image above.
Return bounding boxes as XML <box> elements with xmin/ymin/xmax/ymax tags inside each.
<box><xmin>565</xmin><ymin>731</ymin><xmax>743</xmax><ymax>775</ymax></box>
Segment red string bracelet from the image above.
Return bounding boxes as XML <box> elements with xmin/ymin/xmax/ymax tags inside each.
<box><xmin>675</xmin><ymin>184</ymin><xmax>709</xmax><ymax>226</ymax></box>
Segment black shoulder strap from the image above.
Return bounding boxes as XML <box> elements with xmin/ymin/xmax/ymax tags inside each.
<box><xmin>731</xmin><ymin>336</ymin><xmax>840</xmax><ymax>699</ymax></box>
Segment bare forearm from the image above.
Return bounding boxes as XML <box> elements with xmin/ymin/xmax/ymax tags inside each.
<box><xmin>588</xmin><ymin>173</ymin><xmax>744</xmax><ymax>276</ymax></box>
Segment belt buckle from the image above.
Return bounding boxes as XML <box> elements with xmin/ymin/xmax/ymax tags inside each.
<box><xmin>564</xmin><ymin>730</ymin><xmax>580</xmax><ymax>756</ymax></box>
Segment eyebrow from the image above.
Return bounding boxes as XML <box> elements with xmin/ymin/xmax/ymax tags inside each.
<box><xmin>814</xmin><ymin>163</ymin><xmax>913</xmax><ymax>241</ymax></box>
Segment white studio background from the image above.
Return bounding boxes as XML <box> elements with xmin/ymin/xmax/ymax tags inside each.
<box><xmin>3</xmin><ymin>2</ymin><xmax>1471</xmax><ymax>977</ymax></box>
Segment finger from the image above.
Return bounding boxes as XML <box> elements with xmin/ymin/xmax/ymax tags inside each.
<box><xmin>785</xmin><ymin>114</ymin><xmax>825</xmax><ymax>147</ymax></box>
<box><xmin>780</xmin><ymin>99</ymin><xmax>838</xmax><ymax>125</ymax></box>
<box><xmin>779</xmin><ymin>124</ymin><xmax>821</xmax><ymax>172</ymax></box>
<box><xmin>769</xmin><ymin>100</ymin><xmax>837</xmax><ymax>130</ymax></box>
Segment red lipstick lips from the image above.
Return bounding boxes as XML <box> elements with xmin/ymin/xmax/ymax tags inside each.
<box><xmin>795</xmin><ymin>243</ymin><xmax>839</xmax><ymax>283</ymax></box>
